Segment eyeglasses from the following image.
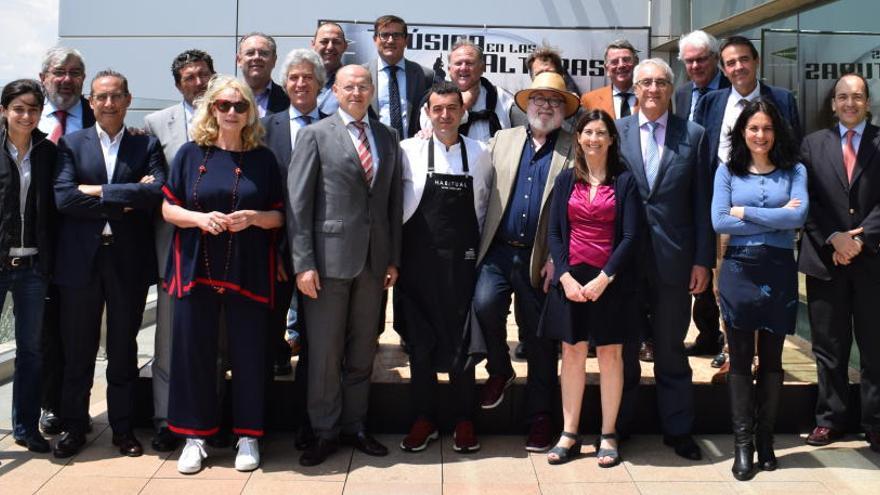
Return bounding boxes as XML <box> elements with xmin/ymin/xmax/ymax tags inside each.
<box><xmin>683</xmin><ymin>55</ymin><xmax>712</xmax><ymax>66</ymax></box>
<box><xmin>338</xmin><ymin>84</ymin><xmax>371</xmax><ymax>94</ymax></box>
<box><xmin>50</xmin><ymin>68</ymin><xmax>84</xmax><ymax>79</ymax></box>
<box><xmin>529</xmin><ymin>95</ymin><xmax>565</xmax><ymax>108</ymax></box>
<box><xmin>581</xmin><ymin>129</ymin><xmax>610</xmax><ymax>138</ymax></box>
<box><xmin>214</xmin><ymin>99</ymin><xmax>250</xmax><ymax>114</ymax></box>
<box><xmin>606</xmin><ymin>56</ymin><xmax>634</xmax><ymax>67</ymax></box>
<box><xmin>376</xmin><ymin>31</ymin><xmax>406</xmax><ymax>41</ymax></box>
<box><xmin>636</xmin><ymin>78</ymin><xmax>671</xmax><ymax>89</ymax></box>
<box><xmin>91</xmin><ymin>92</ymin><xmax>128</xmax><ymax>103</ymax></box>
<box><xmin>242</xmin><ymin>49</ymin><xmax>273</xmax><ymax>58</ymax></box>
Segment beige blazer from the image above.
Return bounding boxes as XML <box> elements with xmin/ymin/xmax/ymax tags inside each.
<box><xmin>477</xmin><ymin>125</ymin><xmax>573</xmax><ymax>287</ymax></box>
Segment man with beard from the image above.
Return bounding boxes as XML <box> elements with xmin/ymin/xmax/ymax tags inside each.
<box><xmin>510</xmin><ymin>44</ymin><xmax>583</xmax><ymax>136</ymax></box>
<box><xmin>415</xmin><ymin>39</ymin><xmax>514</xmax><ymax>143</ymax></box>
<box><xmin>143</xmin><ymin>49</ymin><xmax>215</xmax><ymax>452</ymax></box>
<box><xmin>35</xmin><ymin>46</ymin><xmax>96</xmax><ymax>437</ymax></box>
<box><xmin>472</xmin><ymin>72</ymin><xmax>578</xmax><ymax>452</ymax></box>
<box><xmin>581</xmin><ymin>40</ymin><xmax>639</xmax><ymax>119</ymax></box>
<box><xmin>236</xmin><ymin>32</ymin><xmax>288</xmax><ymax>117</ymax></box>
<box><xmin>312</xmin><ymin>22</ymin><xmax>348</xmax><ymax>115</ymax></box>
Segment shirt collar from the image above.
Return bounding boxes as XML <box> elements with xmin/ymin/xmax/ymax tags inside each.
<box><xmin>183</xmin><ymin>100</ymin><xmax>195</xmax><ymax>117</ymax></box>
<box><xmin>612</xmin><ymin>83</ymin><xmax>634</xmax><ymax>96</ymax></box>
<box><xmin>695</xmin><ymin>71</ymin><xmax>722</xmax><ymax>91</ymax></box>
<box><xmin>289</xmin><ymin>105</ymin><xmax>320</xmax><ymax>121</ymax></box>
<box><xmin>95</xmin><ymin>122</ymin><xmax>125</xmax><ymax>145</ymax></box>
<box><xmin>338</xmin><ymin>108</ymin><xmax>369</xmax><ymax>128</ymax></box>
<box><xmin>43</xmin><ymin>98</ymin><xmax>83</xmax><ymax>119</ymax></box>
<box><xmin>638</xmin><ymin>110</ymin><xmax>669</xmax><ymax>128</ymax></box>
<box><xmin>379</xmin><ymin>57</ymin><xmax>406</xmax><ymax>72</ymax></box>
<box><xmin>731</xmin><ymin>82</ymin><xmax>761</xmax><ymax>101</ymax></box>
<box><xmin>839</xmin><ymin>120</ymin><xmax>867</xmax><ymax>138</ymax></box>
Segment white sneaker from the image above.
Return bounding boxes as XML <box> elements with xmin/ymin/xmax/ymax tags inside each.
<box><xmin>235</xmin><ymin>437</ymin><xmax>260</xmax><ymax>472</ymax></box>
<box><xmin>177</xmin><ymin>438</ymin><xmax>207</xmax><ymax>474</ymax></box>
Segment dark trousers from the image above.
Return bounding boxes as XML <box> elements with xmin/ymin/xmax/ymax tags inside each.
<box><xmin>473</xmin><ymin>243</ymin><xmax>557</xmax><ymax>419</ymax></box>
<box><xmin>40</xmin><ymin>284</ymin><xmax>63</xmax><ymax>413</ymax></box>
<box><xmin>168</xmin><ymin>289</ymin><xmax>268</xmax><ymax>437</ymax></box>
<box><xmin>807</xmin><ymin>270</ymin><xmax>880</xmax><ymax>432</ymax></box>
<box><xmin>59</xmin><ymin>246</ymin><xmax>148</xmax><ymax>435</ymax></box>
<box><xmin>1</xmin><ymin>264</ymin><xmax>48</xmax><ymax>438</ymax></box>
<box><xmin>620</xmin><ymin>274</ymin><xmax>695</xmax><ymax>436</ymax></box>
<box><xmin>268</xmin><ymin>278</ymin><xmax>294</xmax><ymax>366</ymax></box>
<box><xmin>691</xmin><ymin>270</ymin><xmax>721</xmax><ymax>340</ymax></box>
<box><xmin>410</xmin><ymin>346</ymin><xmax>475</xmax><ymax>423</ymax></box>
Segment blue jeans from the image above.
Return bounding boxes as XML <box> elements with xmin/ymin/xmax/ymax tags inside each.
<box><xmin>0</xmin><ymin>264</ymin><xmax>49</xmax><ymax>438</ymax></box>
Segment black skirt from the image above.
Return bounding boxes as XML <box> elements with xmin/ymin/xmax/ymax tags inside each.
<box><xmin>718</xmin><ymin>245</ymin><xmax>798</xmax><ymax>336</ymax></box>
<box><xmin>538</xmin><ymin>263</ymin><xmax>631</xmax><ymax>346</ymax></box>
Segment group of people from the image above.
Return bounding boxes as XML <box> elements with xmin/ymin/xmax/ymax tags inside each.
<box><xmin>1</xmin><ymin>14</ymin><xmax>877</xmax><ymax>482</ymax></box>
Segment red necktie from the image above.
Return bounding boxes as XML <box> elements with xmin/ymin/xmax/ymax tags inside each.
<box><xmin>351</xmin><ymin>121</ymin><xmax>373</xmax><ymax>184</ymax></box>
<box><xmin>843</xmin><ymin>129</ymin><xmax>856</xmax><ymax>183</ymax></box>
<box><xmin>49</xmin><ymin>110</ymin><xmax>68</xmax><ymax>143</ymax></box>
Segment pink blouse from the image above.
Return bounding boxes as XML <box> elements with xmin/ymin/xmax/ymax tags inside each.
<box><xmin>568</xmin><ymin>182</ymin><xmax>616</xmax><ymax>269</ymax></box>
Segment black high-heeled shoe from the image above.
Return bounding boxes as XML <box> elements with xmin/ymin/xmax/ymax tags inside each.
<box><xmin>547</xmin><ymin>431</ymin><xmax>582</xmax><ymax>465</ymax></box>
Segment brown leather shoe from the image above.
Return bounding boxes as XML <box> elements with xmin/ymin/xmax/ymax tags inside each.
<box><xmin>806</xmin><ymin>426</ymin><xmax>844</xmax><ymax>446</ymax></box>
<box><xmin>866</xmin><ymin>431</ymin><xmax>880</xmax><ymax>453</ymax></box>
<box><xmin>525</xmin><ymin>414</ymin><xmax>554</xmax><ymax>452</ymax></box>
<box><xmin>480</xmin><ymin>372</ymin><xmax>515</xmax><ymax>410</ymax></box>
<box><xmin>112</xmin><ymin>432</ymin><xmax>144</xmax><ymax>457</ymax></box>
<box><xmin>638</xmin><ymin>342</ymin><xmax>655</xmax><ymax>362</ymax></box>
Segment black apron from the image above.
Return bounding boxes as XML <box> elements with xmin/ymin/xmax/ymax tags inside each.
<box><xmin>397</xmin><ymin>137</ymin><xmax>480</xmax><ymax>372</ymax></box>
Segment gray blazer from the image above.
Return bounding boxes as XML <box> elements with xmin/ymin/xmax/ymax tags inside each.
<box><xmin>287</xmin><ymin>113</ymin><xmax>403</xmax><ymax>279</ymax></box>
<box><xmin>144</xmin><ymin>103</ymin><xmax>188</xmax><ymax>277</ymax></box>
<box><xmin>366</xmin><ymin>58</ymin><xmax>434</xmax><ymax>138</ymax></box>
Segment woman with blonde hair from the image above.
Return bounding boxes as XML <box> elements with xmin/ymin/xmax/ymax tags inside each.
<box><xmin>162</xmin><ymin>74</ymin><xmax>284</xmax><ymax>474</ymax></box>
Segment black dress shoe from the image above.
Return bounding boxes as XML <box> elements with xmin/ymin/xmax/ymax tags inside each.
<box><xmin>151</xmin><ymin>427</ymin><xmax>180</xmax><ymax>452</ymax></box>
<box><xmin>663</xmin><ymin>434</ymin><xmax>703</xmax><ymax>460</ymax></box>
<box><xmin>273</xmin><ymin>359</ymin><xmax>293</xmax><ymax>377</ymax></box>
<box><xmin>53</xmin><ymin>431</ymin><xmax>87</xmax><ymax>458</ymax></box>
<box><xmin>15</xmin><ymin>432</ymin><xmax>51</xmax><ymax>453</ymax></box>
<box><xmin>295</xmin><ymin>424</ymin><xmax>316</xmax><ymax>451</ymax></box>
<box><xmin>710</xmin><ymin>351</ymin><xmax>727</xmax><ymax>368</ymax></box>
<box><xmin>299</xmin><ymin>438</ymin><xmax>338</xmax><ymax>466</ymax></box>
<box><xmin>341</xmin><ymin>431</ymin><xmax>388</xmax><ymax>456</ymax></box>
<box><xmin>40</xmin><ymin>410</ymin><xmax>63</xmax><ymax>435</ymax></box>
<box><xmin>112</xmin><ymin>432</ymin><xmax>144</xmax><ymax>457</ymax></box>
<box><xmin>514</xmin><ymin>342</ymin><xmax>527</xmax><ymax>359</ymax></box>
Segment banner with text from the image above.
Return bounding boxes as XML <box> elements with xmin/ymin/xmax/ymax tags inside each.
<box><xmin>331</xmin><ymin>21</ymin><xmax>650</xmax><ymax>97</ymax></box>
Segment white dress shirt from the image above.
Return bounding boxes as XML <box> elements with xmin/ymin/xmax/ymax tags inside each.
<box><xmin>96</xmin><ymin>123</ymin><xmax>125</xmax><ymax>234</ymax></box>
<box><xmin>338</xmin><ymin>108</ymin><xmax>380</xmax><ymax>183</ymax></box>
<box><xmin>377</xmin><ymin>58</ymin><xmax>409</xmax><ymax>137</ymax></box>
<box><xmin>718</xmin><ymin>83</ymin><xmax>761</xmax><ymax>164</ymax></box>
<box><xmin>5</xmin><ymin>140</ymin><xmax>38</xmax><ymax>255</ymax></box>
<box><xmin>638</xmin><ymin>110</ymin><xmax>669</xmax><ymax>165</ymax></box>
<box><xmin>400</xmin><ymin>134</ymin><xmax>492</xmax><ymax>232</ymax></box>
<box><xmin>38</xmin><ymin>99</ymin><xmax>85</xmax><ymax>136</ymax></box>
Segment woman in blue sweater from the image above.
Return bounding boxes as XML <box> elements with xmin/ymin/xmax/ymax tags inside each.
<box><xmin>712</xmin><ymin>99</ymin><xmax>807</xmax><ymax>480</ymax></box>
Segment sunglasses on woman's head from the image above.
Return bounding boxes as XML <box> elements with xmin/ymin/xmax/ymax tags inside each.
<box><xmin>213</xmin><ymin>99</ymin><xmax>250</xmax><ymax>114</ymax></box>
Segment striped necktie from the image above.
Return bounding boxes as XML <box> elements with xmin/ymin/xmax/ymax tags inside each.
<box><xmin>644</xmin><ymin>121</ymin><xmax>660</xmax><ymax>191</ymax></box>
<box><xmin>351</xmin><ymin>121</ymin><xmax>373</xmax><ymax>184</ymax></box>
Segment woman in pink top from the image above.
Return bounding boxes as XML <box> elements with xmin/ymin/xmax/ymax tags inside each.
<box><xmin>540</xmin><ymin>110</ymin><xmax>642</xmax><ymax>467</ymax></box>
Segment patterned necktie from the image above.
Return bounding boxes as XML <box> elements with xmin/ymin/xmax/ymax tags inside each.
<box><xmin>297</xmin><ymin>115</ymin><xmax>313</xmax><ymax>126</ymax></box>
<box><xmin>619</xmin><ymin>92</ymin><xmax>632</xmax><ymax>118</ymax></box>
<box><xmin>843</xmin><ymin>129</ymin><xmax>857</xmax><ymax>183</ymax></box>
<box><xmin>644</xmin><ymin>121</ymin><xmax>660</xmax><ymax>191</ymax></box>
<box><xmin>351</xmin><ymin>121</ymin><xmax>374</xmax><ymax>184</ymax></box>
<box><xmin>697</xmin><ymin>86</ymin><xmax>710</xmax><ymax>96</ymax></box>
<box><xmin>387</xmin><ymin>65</ymin><xmax>404</xmax><ymax>138</ymax></box>
<box><xmin>49</xmin><ymin>109</ymin><xmax>67</xmax><ymax>143</ymax></box>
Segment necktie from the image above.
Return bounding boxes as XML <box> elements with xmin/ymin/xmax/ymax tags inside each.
<box><xmin>297</xmin><ymin>115</ymin><xmax>313</xmax><ymax>126</ymax></box>
<box><xmin>351</xmin><ymin>121</ymin><xmax>373</xmax><ymax>184</ymax></box>
<box><xmin>644</xmin><ymin>121</ymin><xmax>660</xmax><ymax>191</ymax></box>
<box><xmin>387</xmin><ymin>65</ymin><xmax>404</xmax><ymax>138</ymax></box>
<box><xmin>619</xmin><ymin>92</ymin><xmax>632</xmax><ymax>118</ymax></box>
<box><xmin>843</xmin><ymin>129</ymin><xmax>857</xmax><ymax>183</ymax></box>
<box><xmin>697</xmin><ymin>86</ymin><xmax>710</xmax><ymax>96</ymax></box>
<box><xmin>49</xmin><ymin>109</ymin><xmax>68</xmax><ymax>143</ymax></box>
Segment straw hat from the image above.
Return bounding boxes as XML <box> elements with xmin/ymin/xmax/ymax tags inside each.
<box><xmin>514</xmin><ymin>72</ymin><xmax>581</xmax><ymax>118</ymax></box>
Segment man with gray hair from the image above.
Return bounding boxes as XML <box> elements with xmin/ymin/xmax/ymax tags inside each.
<box><xmin>236</xmin><ymin>32</ymin><xmax>288</xmax><ymax>116</ymax></box>
<box><xmin>673</xmin><ymin>30</ymin><xmax>730</xmax><ymax>121</ymax></box>
<box><xmin>581</xmin><ymin>39</ymin><xmax>639</xmax><ymax>118</ymax></box>
<box><xmin>615</xmin><ymin>58</ymin><xmax>713</xmax><ymax>461</ymax></box>
<box><xmin>36</xmin><ymin>45</ymin><xmax>96</xmax><ymax>437</ymax></box>
<box><xmin>416</xmin><ymin>39</ymin><xmax>514</xmax><ymax>143</ymax></box>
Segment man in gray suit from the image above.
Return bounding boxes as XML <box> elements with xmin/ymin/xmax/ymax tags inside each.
<box><xmin>142</xmin><ymin>49</ymin><xmax>214</xmax><ymax>452</ymax></box>
<box><xmin>615</xmin><ymin>58</ymin><xmax>713</xmax><ymax>460</ymax></box>
<box><xmin>365</xmin><ymin>14</ymin><xmax>434</xmax><ymax>139</ymax></box>
<box><xmin>288</xmin><ymin>64</ymin><xmax>403</xmax><ymax>466</ymax></box>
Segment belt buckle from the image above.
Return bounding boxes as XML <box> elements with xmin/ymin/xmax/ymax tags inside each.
<box><xmin>10</xmin><ymin>257</ymin><xmax>22</xmax><ymax>267</ymax></box>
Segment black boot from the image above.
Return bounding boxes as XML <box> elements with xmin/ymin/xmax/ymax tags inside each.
<box><xmin>729</xmin><ymin>373</ymin><xmax>756</xmax><ymax>481</ymax></box>
<box><xmin>755</xmin><ymin>370</ymin><xmax>783</xmax><ymax>471</ymax></box>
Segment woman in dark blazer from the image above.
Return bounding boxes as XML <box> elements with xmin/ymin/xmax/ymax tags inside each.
<box><xmin>540</xmin><ymin>110</ymin><xmax>642</xmax><ymax>466</ymax></box>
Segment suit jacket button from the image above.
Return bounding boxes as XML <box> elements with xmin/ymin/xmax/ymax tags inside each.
<box><xmin>849</xmin><ymin>208</ymin><xmax>855</xmax><ymax>214</ymax></box>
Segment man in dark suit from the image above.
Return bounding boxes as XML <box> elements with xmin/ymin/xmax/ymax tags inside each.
<box><xmin>800</xmin><ymin>73</ymin><xmax>880</xmax><ymax>452</ymax></box>
<box><xmin>142</xmin><ymin>48</ymin><xmax>214</xmax><ymax>453</ymax></box>
<box><xmin>616</xmin><ymin>58</ymin><xmax>713</xmax><ymax>460</ymax></box>
<box><xmin>36</xmin><ymin>46</ymin><xmax>97</xmax><ymax>436</ymax></box>
<box><xmin>673</xmin><ymin>30</ymin><xmax>730</xmax><ymax>121</ymax></box>
<box><xmin>288</xmin><ymin>64</ymin><xmax>402</xmax><ymax>466</ymax></box>
<box><xmin>366</xmin><ymin>14</ymin><xmax>434</xmax><ymax>138</ymax></box>
<box><xmin>673</xmin><ymin>30</ymin><xmax>730</xmax><ymax>361</ymax></box>
<box><xmin>52</xmin><ymin>70</ymin><xmax>166</xmax><ymax>458</ymax></box>
<box><xmin>236</xmin><ymin>32</ymin><xmax>288</xmax><ymax>117</ymax></box>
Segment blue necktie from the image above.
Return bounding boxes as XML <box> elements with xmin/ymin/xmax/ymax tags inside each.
<box><xmin>644</xmin><ymin>121</ymin><xmax>660</xmax><ymax>191</ymax></box>
<box><xmin>297</xmin><ymin>115</ymin><xmax>313</xmax><ymax>126</ymax></box>
<box><xmin>387</xmin><ymin>65</ymin><xmax>404</xmax><ymax>138</ymax></box>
